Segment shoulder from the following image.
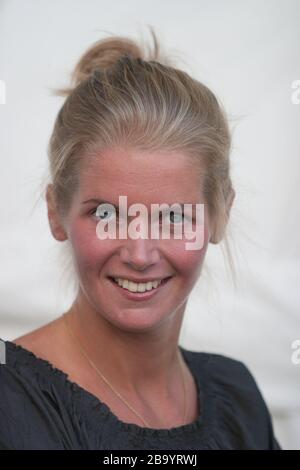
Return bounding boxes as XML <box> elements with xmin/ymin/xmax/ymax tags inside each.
<box><xmin>11</xmin><ymin>316</ymin><xmax>65</xmax><ymax>361</ymax></box>
<box><xmin>192</xmin><ymin>350</ymin><xmax>270</xmax><ymax>412</ymax></box>
<box><xmin>182</xmin><ymin>348</ymin><xmax>281</xmax><ymax>449</ymax></box>
<box><xmin>0</xmin><ymin>336</ymin><xmax>74</xmax><ymax>450</ymax></box>
<box><xmin>185</xmin><ymin>348</ymin><xmax>260</xmax><ymax>387</ymax></box>
<box><xmin>0</xmin><ymin>339</ymin><xmax>36</xmax><ymax>448</ymax></box>
<box><xmin>187</xmin><ymin>349</ymin><xmax>264</xmax><ymax>391</ymax></box>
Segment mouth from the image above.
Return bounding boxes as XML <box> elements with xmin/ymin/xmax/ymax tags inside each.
<box><xmin>107</xmin><ymin>276</ymin><xmax>173</xmax><ymax>301</ymax></box>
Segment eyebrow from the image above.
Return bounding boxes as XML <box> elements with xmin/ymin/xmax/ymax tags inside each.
<box><xmin>81</xmin><ymin>199</ymin><xmax>199</xmax><ymax>212</ymax></box>
<box><xmin>82</xmin><ymin>198</ymin><xmax>196</xmax><ymax>206</ymax></box>
<box><xmin>82</xmin><ymin>199</ymin><xmax>116</xmax><ymax>205</ymax></box>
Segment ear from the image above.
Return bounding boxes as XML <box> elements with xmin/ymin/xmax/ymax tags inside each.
<box><xmin>209</xmin><ymin>188</ymin><xmax>235</xmax><ymax>244</ymax></box>
<box><xmin>46</xmin><ymin>184</ymin><xmax>68</xmax><ymax>242</ymax></box>
<box><xmin>227</xmin><ymin>188</ymin><xmax>235</xmax><ymax>215</ymax></box>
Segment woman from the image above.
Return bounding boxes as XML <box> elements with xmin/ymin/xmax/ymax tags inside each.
<box><xmin>0</xmin><ymin>28</ymin><xmax>281</xmax><ymax>450</ymax></box>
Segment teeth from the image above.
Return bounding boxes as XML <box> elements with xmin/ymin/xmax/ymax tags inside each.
<box><xmin>113</xmin><ymin>277</ymin><xmax>163</xmax><ymax>292</ymax></box>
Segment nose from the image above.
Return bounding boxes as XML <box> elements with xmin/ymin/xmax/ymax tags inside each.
<box><xmin>119</xmin><ymin>236</ymin><xmax>161</xmax><ymax>271</ymax></box>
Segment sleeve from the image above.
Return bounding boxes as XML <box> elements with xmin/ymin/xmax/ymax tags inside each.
<box><xmin>208</xmin><ymin>353</ymin><xmax>283</xmax><ymax>449</ymax></box>
<box><xmin>0</xmin><ymin>362</ymin><xmax>56</xmax><ymax>450</ymax></box>
<box><xmin>0</xmin><ymin>359</ymin><xmax>81</xmax><ymax>450</ymax></box>
<box><xmin>265</xmin><ymin>410</ymin><xmax>282</xmax><ymax>450</ymax></box>
<box><xmin>0</xmin><ymin>364</ymin><xmax>21</xmax><ymax>449</ymax></box>
<box><xmin>237</xmin><ymin>360</ymin><xmax>282</xmax><ymax>450</ymax></box>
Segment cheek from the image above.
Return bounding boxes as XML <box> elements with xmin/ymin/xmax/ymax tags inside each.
<box><xmin>68</xmin><ymin>215</ymin><xmax>210</xmax><ymax>282</ymax></box>
<box><xmin>173</xmin><ymin>243</ymin><xmax>207</xmax><ymax>277</ymax></box>
<box><xmin>69</xmin><ymin>220</ymin><xmax>107</xmax><ymax>271</ymax></box>
<box><xmin>171</xmin><ymin>222</ymin><xmax>210</xmax><ymax>278</ymax></box>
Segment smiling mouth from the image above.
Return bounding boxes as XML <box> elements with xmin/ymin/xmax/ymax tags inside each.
<box><xmin>107</xmin><ymin>276</ymin><xmax>172</xmax><ymax>297</ymax></box>
<box><xmin>109</xmin><ymin>276</ymin><xmax>171</xmax><ymax>287</ymax></box>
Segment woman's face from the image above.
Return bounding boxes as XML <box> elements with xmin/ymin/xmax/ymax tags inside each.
<box><xmin>62</xmin><ymin>147</ymin><xmax>212</xmax><ymax>332</ymax></box>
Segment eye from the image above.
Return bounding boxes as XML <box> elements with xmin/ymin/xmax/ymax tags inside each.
<box><xmin>160</xmin><ymin>210</ymin><xmax>187</xmax><ymax>224</ymax></box>
<box><xmin>160</xmin><ymin>210</ymin><xmax>195</xmax><ymax>226</ymax></box>
<box><xmin>168</xmin><ymin>211</ymin><xmax>185</xmax><ymax>224</ymax></box>
<box><xmin>90</xmin><ymin>203</ymin><xmax>117</xmax><ymax>221</ymax></box>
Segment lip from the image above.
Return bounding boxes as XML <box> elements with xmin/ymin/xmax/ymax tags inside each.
<box><xmin>108</xmin><ymin>276</ymin><xmax>169</xmax><ymax>283</ymax></box>
<box><xmin>107</xmin><ymin>276</ymin><xmax>172</xmax><ymax>301</ymax></box>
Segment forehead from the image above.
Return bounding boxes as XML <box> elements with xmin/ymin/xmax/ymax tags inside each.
<box><xmin>77</xmin><ymin>147</ymin><xmax>204</xmax><ymax>203</ymax></box>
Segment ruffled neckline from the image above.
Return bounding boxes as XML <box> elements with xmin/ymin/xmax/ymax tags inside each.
<box><xmin>3</xmin><ymin>338</ymin><xmax>217</xmax><ymax>440</ymax></box>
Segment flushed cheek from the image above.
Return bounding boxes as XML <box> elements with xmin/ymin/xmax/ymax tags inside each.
<box><xmin>174</xmin><ymin>244</ymin><xmax>207</xmax><ymax>283</ymax></box>
<box><xmin>68</xmin><ymin>222</ymin><xmax>113</xmax><ymax>273</ymax></box>
<box><xmin>170</xmin><ymin>227</ymin><xmax>210</xmax><ymax>286</ymax></box>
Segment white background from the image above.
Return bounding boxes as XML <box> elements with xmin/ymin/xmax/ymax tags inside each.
<box><xmin>0</xmin><ymin>0</ymin><xmax>299</xmax><ymax>449</ymax></box>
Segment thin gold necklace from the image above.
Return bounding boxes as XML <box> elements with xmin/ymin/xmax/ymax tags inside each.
<box><xmin>62</xmin><ymin>312</ymin><xmax>188</xmax><ymax>428</ymax></box>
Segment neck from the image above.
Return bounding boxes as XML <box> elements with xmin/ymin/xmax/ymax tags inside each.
<box><xmin>64</xmin><ymin>293</ymin><xmax>187</xmax><ymax>401</ymax></box>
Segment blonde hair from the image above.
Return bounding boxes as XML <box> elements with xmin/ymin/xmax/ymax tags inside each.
<box><xmin>45</xmin><ymin>26</ymin><xmax>237</xmax><ymax>290</ymax></box>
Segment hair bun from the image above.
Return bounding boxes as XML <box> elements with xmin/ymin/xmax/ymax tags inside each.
<box><xmin>71</xmin><ymin>36</ymin><xmax>144</xmax><ymax>85</ymax></box>
<box><xmin>53</xmin><ymin>26</ymin><xmax>161</xmax><ymax>97</ymax></box>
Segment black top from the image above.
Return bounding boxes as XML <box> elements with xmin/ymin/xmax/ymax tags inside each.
<box><xmin>0</xmin><ymin>338</ymin><xmax>281</xmax><ymax>450</ymax></box>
